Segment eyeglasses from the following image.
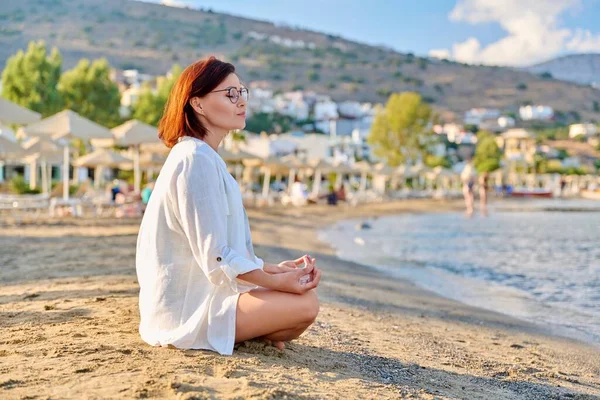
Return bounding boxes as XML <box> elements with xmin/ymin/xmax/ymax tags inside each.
<box><xmin>210</xmin><ymin>86</ymin><xmax>249</xmax><ymax>104</ymax></box>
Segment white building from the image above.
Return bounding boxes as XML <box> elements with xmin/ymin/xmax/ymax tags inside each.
<box><xmin>537</xmin><ymin>144</ymin><xmax>561</xmax><ymax>159</ymax></box>
<box><xmin>569</xmin><ymin>123</ymin><xmax>598</xmax><ymax>138</ymax></box>
<box><xmin>439</xmin><ymin>123</ymin><xmax>464</xmax><ymax>143</ymax></box>
<box><xmin>337</xmin><ymin>101</ymin><xmax>363</xmax><ymax>119</ymax></box>
<box><xmin>498</xmin><ymin>116</ymin><xmax>516</xmax><ymax>128</ymax></box>
<box><xmin>247</xmin><ymin>87</ymin><xmax>275</xmax><ymax>114</ymax></box>
<box><xmin>280</xmin><ymin>132</ymin><xmax>333</xmax><ymax>161</ymax></box>
<box><xmin>464</xmin><ymin>108</ymin><xmax>501</xmax><ymax>125</ymax></box>
<box><xmin>519</xmin><ymin>105</ymin><xmax>554</xmax><ymax>121</ymax></box>
<box><xmin>239</xmin><ymin>132</ymin><xmax>298</xmax><ymax>158</ymax></box>
<box><xmin>457</xmin><ymin>132</ymin><xmax>478</xmax><ymax>144</ymax></box>
<box><xmin>316</xmin><ymin>115</ymin><xmax>373</xmax><ymax>138</ymax></box>
<box><xmin>273</xmin><ymin>98</ymin><xmax>309</xmax><ymax>121</ymax></box>
<box><xmin>122</xmin><ymin>69</ymin><xmax>153</xmax><ymax>86</ymax></box>
<box><xmin>271</xmin><ymin>91</ymin><xmax>311</xmax><ymax>121</ymax></box>
<box><xmin>314</xmin><ymin>100</ymin><xmax>338</xmax><ymax>121</ymax></box>
<box><xmin>119</xmin><ymin>85</ymin><xmax>145</xmax><ymax>118</ymax></box>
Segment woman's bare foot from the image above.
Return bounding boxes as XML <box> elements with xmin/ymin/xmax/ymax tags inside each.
<box><xmin>263</xmin><ymin>339</ymin><xmax>286</xmax><ymax>350</ymax></box>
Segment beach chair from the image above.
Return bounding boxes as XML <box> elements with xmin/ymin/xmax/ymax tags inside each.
<box><xmin>0</xmin><ymin>193</ymin><xmax>51</xmax><ymax>220</ymax></box>
<box><xmin>48</xmin><ymin>197</ymin><xmax>83</xmax><ymax>217</ymax></box>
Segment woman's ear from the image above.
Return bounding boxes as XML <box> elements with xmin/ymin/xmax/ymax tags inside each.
<box><xmin>190</xmin><ymin>97</ymin><xmax>204</xmax><ymax>115</ymax></box>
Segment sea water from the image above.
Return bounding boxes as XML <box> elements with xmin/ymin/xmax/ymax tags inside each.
<box><xmin>319</xmin><ymin>199</ymin><xmax>600</xmax><ymax>345</ymax></box>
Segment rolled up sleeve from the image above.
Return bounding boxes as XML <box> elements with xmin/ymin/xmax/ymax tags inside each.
<box><xmin>175</xmin><ymin>152</ymin><xmax>262</xmax><ymax>292</ymax></box>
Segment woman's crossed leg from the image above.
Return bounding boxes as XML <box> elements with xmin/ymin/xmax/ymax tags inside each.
<box><xmin>235</xmin><ymin>288</ymin><xmax>319</xmax><ymax>349</ymax></box>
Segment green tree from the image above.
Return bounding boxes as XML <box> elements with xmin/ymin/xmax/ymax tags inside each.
<box><xmin>58</xmin><ymin>58</ymin><xmax>121</xmax><ymax>127</ymax></box>
<box><xmin>424</xmin><ymin>154</ymin><xmax>451</xmax><ymax>168</ymax></box>
<box><xmin>473</xmin><ymin>132</ymin><xmax>502</xmax><ymax>172</ymax></box>
<box><xmin>307</xmin><ymin>71</ymin><xmax>320</xmax><ymax>82</ymax></box>
<box><xmin>367</xmin><ymin>92</ymin><xmax>434</xmax><ymax>166</ymax></box>
<box><xmin>132</xmin><ymin>64</ymin><xmax>182</xmax><ymax>126</ymax></box>
<box><xmin>1</xmin><ymin>40</ymin><xmax>63</xmax><ymax>116</ymax></box>
<box><xmin>245</xmin><ymin>112</ymin><xmax>293</xmax><ymax>134</ymax></box>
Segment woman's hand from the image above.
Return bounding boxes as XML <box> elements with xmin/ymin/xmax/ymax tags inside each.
<box><xmin>264</xmin><ymin>255</ymin><xmax>314</xmax><ymax>274</ymax></box>
<box><xmin>238</xmin><ymin>255</ymin><xmax>320</xmax><ymax>291</ymax></box>
<box><xmin>272</xmin><ymin>258</ymin><xmax>322</xmax><ymax>294</ymax></box>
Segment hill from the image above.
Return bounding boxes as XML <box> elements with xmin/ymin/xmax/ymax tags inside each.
<box><xmin>2</xmin><ymin>0</ymin><xmax>600</xmax><ymax>121</ymax></box>
<box><xmin>527</xmin><ymin>54</ymin><xmax>600</xmax><ymax>87</ymax></box>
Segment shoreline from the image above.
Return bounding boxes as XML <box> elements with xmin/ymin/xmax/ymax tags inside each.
<box><xmin>1</xmin><ymin>199</ymin><xmax>599</xmax><ymax>399</ymax></box>
<box><xmin>250</xmin><ymin>199</ymin><xmax>596</xmax><ymax>345</ymax></box>
<box><xmin>315</xmin><ymin>207</ymin><xmax>600</xmax><ymax>348</ymax></box>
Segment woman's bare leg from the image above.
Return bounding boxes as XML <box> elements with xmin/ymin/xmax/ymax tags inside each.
<box><xmin>235</xmin><ymin>288</ymin><xmax>319</xmax><ymax>346</ymax></box>
<box><xmin>261</xmin><ymin>325</ymin><xmax>311</xmax><ymax>350</ymax></box>
<box><xmin>480</xmin><ymin>189</ymin><xmax>488</xmax><ymax>215</ymax></box>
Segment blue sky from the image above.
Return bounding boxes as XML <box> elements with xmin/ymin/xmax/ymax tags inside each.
<box><xmin>144</xmin><ymin>0</ymin><xmax>600</xmax><ymax>66</ymax></box>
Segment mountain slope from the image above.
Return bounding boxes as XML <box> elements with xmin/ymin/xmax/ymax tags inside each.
<box><xmin>527</xmin><ymin>54</ymin><xmax>600</xmax><ymax>87</ymax></box>
<box><xmin>2</xmin><ymin>0</ymin><xmax>600</xmax><ymax>121</ymax></box>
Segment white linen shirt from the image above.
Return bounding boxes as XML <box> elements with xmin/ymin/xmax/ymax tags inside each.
<box><xmin>136</xmin><ymin>136</ymin><xmax>263</xmax><ymax>355</ymax></box>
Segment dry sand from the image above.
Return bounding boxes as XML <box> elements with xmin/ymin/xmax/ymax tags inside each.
<box><xmin>0</xmin><ymin>199</ymin><xmax>599</xmax><ymax>399</ymax></box>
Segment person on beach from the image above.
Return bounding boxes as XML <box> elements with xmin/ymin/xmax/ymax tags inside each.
<box><xmin>136</xmin><ymin>57</ymin><xmax>322</xmax><ymax>355</ymax></box>
<box><xmin>478</xmin><ymin>171</ymin><xmax>489</xmax><ymax>216</ymax></box>
<box><xmin>461</xmin><ymin>162</ymin><xmax>475</xmax><ymax>216</ymax></box>
<box><xmin>110</xmin><ymin>179</ymin><xmax>121</xmax><ymax>202</ymax></box>
<box><xmin>140</xmin><ymin>180</ymin><xmax>154</xmax><ymax>213</ymax></box>
<box><xmin>290</xmin><ymin>176</ymin><xmax>309</xmax><ymax>206</ymax></box>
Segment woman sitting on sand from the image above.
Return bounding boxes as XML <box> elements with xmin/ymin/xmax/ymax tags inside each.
<box><xmin>136</xmin><ymin>57</ymin><xmax>322</xmax><ymax>355</ymax></box>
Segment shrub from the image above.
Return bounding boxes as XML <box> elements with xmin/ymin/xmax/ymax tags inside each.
<box><xmin>9</xmin><ymin>176</ymin><xmax>41</xmax><ymax>195</ymax></box>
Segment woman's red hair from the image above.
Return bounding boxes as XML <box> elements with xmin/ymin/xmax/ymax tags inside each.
<box><xmin>158</xmin><ymin>56</ymin><xmax>235</xmax><ymax>148</ymax></box>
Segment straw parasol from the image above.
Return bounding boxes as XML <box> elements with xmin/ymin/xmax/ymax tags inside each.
<box><xmin>20</xmin><ymin>110</ymin><xmax>113</xmax><ymax>200</ymax></box>
<box><xmin>352</xmin><ymin>161</ymin><xmax>373</xmax><ymax>193</ymax></box>
<box><xmin>0</xmin><ymin>135</ymin><xmax>24</xmax><ymax>161</ymax></box>
<box><xmin>218</xmin><ymin>148</ymin><xmax>260</xmax><ymax>163</ymax></box>
<box><xmin>0</xmin><ymin>98</ymin><xmax>41</xmax><ymax>125</ymax></box>
<box><xmin>306</xmin><ymin>158</ymin><xmax>341</xmax><ymax>196</ymax></box>
<box><xmin>74</xmin><ymin>148</ymin><xmax>132</xmax><ymax>167</ymax></box>
<box><xmin>243</xmin><ymin>156</ymin><xmax>290</xmax><ymax>198</ymax></box>
<box><xmin>218</xmin><ymin>148</ymin><xmax>259</xmax><ymax>183</ymax></box>
<box><xmin>21</xmin><ymin>137</ymin><xmax>63</xmax><ymax>193</ymax></box>
<box><xmin>0</xmin><ymin>136</ymin><xmax>25</xmax><ymax>184</ymax></box>
<box><xmin>74</xmin><ymin>148</ymin><xmax>132</xmax><ymax>189</ymax></box>
<box><xmin>373</xmin><ymin>162</ymin><xmax>396</xmax><ymax>177</ymax></box>
<box><xmin>119</xmin><ymin>152</ymin><xmax>167</xmax><ymax>170</ymax></box>
<box><xmin>111</xmin><ymin>120</ymin><xmax>160</xmax><ymax>194</ymax></box>
<box><xmin>0</xmin><ymin>124</ymin><xmax>18</xmax><ymax>143</ymax></box>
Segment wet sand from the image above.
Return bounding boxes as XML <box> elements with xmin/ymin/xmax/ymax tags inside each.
<box><xmin>1</xmin><ymin>199</ymin><xmax>599</xmax><ymax>399</ymax></box>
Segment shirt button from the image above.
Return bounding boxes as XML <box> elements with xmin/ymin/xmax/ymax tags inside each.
<box><xmin>216</xmin><ymin>257</ymin><xmax>222</xmax><ymax>262</ymax></box>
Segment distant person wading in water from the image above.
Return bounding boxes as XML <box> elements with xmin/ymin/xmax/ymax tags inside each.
<box><xmin>136</xmin><ymin>57</ymin><xmax>321</xmax><ymax>355</ymax></box>
<box><xmin>461</xmin><ymin>162</ymin><xmax>475</xmax><ymax>216</ymax></box>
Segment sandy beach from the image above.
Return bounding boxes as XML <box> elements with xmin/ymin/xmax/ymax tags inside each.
<box><xmin>1</xmin><ymin>199</ymin><xmax>599</xmax><ymax>400</ymax></box>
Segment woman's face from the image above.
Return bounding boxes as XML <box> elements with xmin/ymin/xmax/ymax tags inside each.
<box><xmin>194</xmin><ymin>73</ymin><xmax>247</xmax><ymax>133</ymax></box>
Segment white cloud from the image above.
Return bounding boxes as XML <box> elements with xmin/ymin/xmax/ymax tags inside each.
<box><xmin>428</xmin><ymin>49</ymin><xmax>451</xmax><ymax>60</ymax></box>
<box><xmin>433</xmin><ymin>0</ymin><xmax>596</xmax><ymax>66</ymax></box>
<box><xmin>160</xmin><ymin>0</ymin><xmax>189</xmax><ymax>8</ymax></box>
<box><xmin>567</xmin><ymin>29</ymin><xmax>600</xmax><ymax>52</ymax></box>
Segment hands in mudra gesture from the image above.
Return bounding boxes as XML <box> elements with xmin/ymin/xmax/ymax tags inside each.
<box><xmin>263</xmin><ymin>255</ymin><xmax>321</xmax><ymax>294</ymax></box>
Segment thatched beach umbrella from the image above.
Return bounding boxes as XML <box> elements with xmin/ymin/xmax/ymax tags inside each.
<box><xmin>280</xmin><ymin>155</ymin><xmax>311</xmax><ymax>193</ymax></box>
<box><xmin>119</xmin><ymin>151</ymin><xmax>167</xmax><ymax>180</ymax></box>
<box><xmin>0</xmin><ymin>136</ymin><xmax>25</xmax><ymax>184</ymax></box>
<box><xmin>307</xmin><ymin>158</ymin><xmax>341</xmax><ymax>197</ymax></box>
<box><xmin>20</xmin><ymin>110</ymin><xmax>113</xmax><ymax>200</ymax></box>
<box><xmin>22</xmin><ymin>136</ymin><xmax>62</xmax><ymax>193</ymax></box>
<box><xmin>219</xmin><ymin>148</ymin><xmax>260</xmax><ymax>183</ymax></box>
<box><xmin>253</xmin><ymin>156</ymin><xmax>290</xmax><ymax>198</ymax></box>
<box><xmin>353</xmin><ymin>161</ymin><xmax>372</xmax><ymax>193</ymax></box>
<box><xmin>0</xmin><ymin>98</ymin><xmax>41</xmax><ymax>125</ymax></box>
<box><xmin>112</xmin><ymin>120</ymin><xmax>160</xmax><ymax>194</ymax></box>
<box><xmin>219</xmin><ymin>148</ymin><xmax>259</xmax><ymax>163</ymax></box>
<box><xmin>0</xmin><ymin>135</ymin><xmax>24</xmax><ymax>160</ymax></box>
<box><xmin>73</xmin><ymin>148</ymin><xmax>132</xmax><ymax>189</ymax></box>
